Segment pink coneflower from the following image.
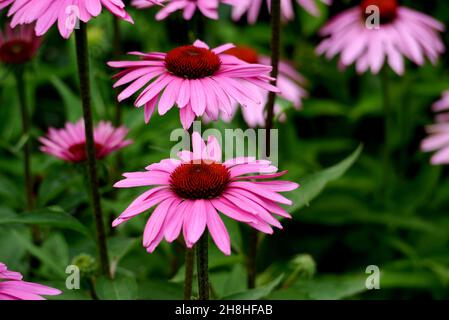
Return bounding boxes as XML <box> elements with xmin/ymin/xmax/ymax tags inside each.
<box><xmin>0</xmin><ymin>262</ymin><xmax>61</xmax><ymax>300</ymax></box>
<box><xmin>0</xmin><ymin>0</ymin><xmax>133</xmax><ymax>39</ymax></box>
<box><xmin>113</xmin><ymin>132</ymin><xmax>299</xmax><ymax>255</ymax></box>
<box><xmin>0</xmin><ymin>0</ymin><xmax>13</xmax><ymax>10</ymax></box>
<box><xmin>421</xmin><ymin>91</ymin><xmax>449</xmax><ymax>165</ymax></box>
<box><xmin>317</xmin><ymin>0</ymin><xmax>445</xmax><ymax>75</ymax></box>
<box><xmin>108</xmin><ymin>40</ymin><xmax>279</xmax><ymax>130</ymax></box>
<box><xmin>212</xmin><ymin>46</ymin><xmax>307</xmax><ymax>127</ymax></box>
<box><xmin>232</xmin><ymin>0</ymin><xmax>332</xmax><ymax>24</ymax></box>
<box><xmin>132</xmin><ymin>0</ymin><xmax>237</xmax><ymax>20</ymax></box>
<box><xmin>432</xmin><ymin>90</ymin><xmax>449</xmax><ymax>124</ymax></box>
<box><xmin>39</xmin><ymin>120</ymin><xmax>133</xmax><ymax>163</ymax></box>
<box><xmin>0</xmin><ymin>23</ymin><xmax>41</xmax><ymax>64</ymax></box>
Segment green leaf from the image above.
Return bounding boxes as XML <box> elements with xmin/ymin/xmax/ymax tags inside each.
<box><xmin>108</xmin><ymin>237</ymin><xmax>139</xmax><ymax>275</ymax></box>
<box><xmin>221</xmin><ymin>275</ymin><xmax>284</xmax><ymax>300</ymax></box>
<box><xmin>138</xmin><ymin>279</ymin><xmax>184</xmax><ymax>300</ymax></box>
<box><xmin>96</xmin><ymin>275</ymin><xmax>138</xmax><ymax>300</ymax></box>
<box><xmin>12</xmin><ymin>230</ymin><xmax>67</xmax><ymax>279</ymax></box>
<box><xmin>0</xmin><ymin>207</ymin><xmax>90</xmax><ymax>236</ymax></box>
<box><xmin>268</xmin><ymin>274</ymin><xmax>367</xmax><ymax>300</ymax></box>
<box><xmin>288</xmin><ymin>145</ymin><xmax>363</xmax><ymax>213</ymax></box>
<box><xmin>50</xmin><ymin>76</ymin><xmax>82</xmax><ymax>121</ymax></box>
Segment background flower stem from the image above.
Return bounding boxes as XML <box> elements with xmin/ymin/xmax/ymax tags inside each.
<box><xmin>75</xmin><ymin>23</ymin><xmax>111</xmax><ymax>278</ymax></box>
<box><xmin>112</xmin><ymin>16</ymin><xmax>122</xmax><ymax>127</ymax></box>
<box><xmin>184</xmin><ymin>125</ymin><xmax>196</xmax><ymax>299</ymax></box>
<box><xmin>196</xmin><ymin>232</ymin><xmax>209</xmax><ymax>300</ymax></box>
<box><xmin>246</xmin><ymin>0</ymin><xmax>282</xmax><ymax>290</ymax></box>
<box><xmin>14</xmin><ymin>68</ymin><xmax>33</xmax><ymax>212</ymax></box>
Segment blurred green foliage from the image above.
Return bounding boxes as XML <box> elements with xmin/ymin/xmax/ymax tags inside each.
<box><xmin>1</xmin><ymin>0</ymin><xmax>449</xmax><ymax>300</ymax></box>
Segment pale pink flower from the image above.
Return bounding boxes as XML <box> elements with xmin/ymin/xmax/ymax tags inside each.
<box><xmin>0</xmin><ymin>262</ymin><xmax>61</xmax><ymax>300</ymax></box>
<box><xmin>0</xmin><ymin>0</ymin><xmax>133</xmax><ymax>39</ymax></box>
<box><xmin>432</xmin><ymin>90</ymin><xmax>449</xmax><ymax>123</ymax></box>
<box><xmin>108</xmin><ymin>40</ymin><xmax>279</xmax><ymax>130</ymax></box>
<box><xmin>421</xmin><ymin>91</ymin><xmax>449</xmax><ymax>165</ymax></box>
<box><xmin>0</xmin><ymin>23</ymin><xmax>41</xmax><ymax>64</ymax></box>
<box><xmin>113</xmin><ymin>132</ymin><xmax>299</xmax><ymax>255</ymax></box>
<box><xmin>209</xmin><ymin>46</ymin><xmax>307</xmax><ymax>127</ymax></box>
<box><xmin>232</xmin><ymin>0</ymin><xmax>332</xmax><ymax>24</ymax></box>
<box><xmin>317</xmin><ymin>0</ymin><xmax>445</xmax><ymax>75</ymax></box>
<box><xmin>132</xmin><ymin>0</ymin><xmax>236</xmax><ymax>20</ymax></box>
<box><xmin>39</xmin><ymin>119</ymin><xmax>133</xmax><ymax>163</ymax></box>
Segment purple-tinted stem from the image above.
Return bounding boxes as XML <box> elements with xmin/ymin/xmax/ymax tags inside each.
<box><xmin>197</xmin><ymin>232</ymin><xmax>209</xmax><ymax>300</ymax></box>
<box><xmin>75</xmin><ymin>23</ymin><xmax>111</xmax><ymax>278</ymax></box>
<box><xmin>247</xmin><ymin>0</ymin><xmax>282</xmax><ymax>290</ymax></box>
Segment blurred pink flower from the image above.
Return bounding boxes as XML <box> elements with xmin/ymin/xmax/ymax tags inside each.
<box><xmin>0</xmin><ymin>0</ymin><xmax>133</xmax><ymax>39</ymax></box>
<box><xmin>317</xmin><ymin>0</ymin><xmax>445</xmax><ymax>75</ymax></box>
<box><xmin>0</xmin><ymin>262</ymin><xmax>61</xmax><ymax>300</ymax></box>
<box><xmin>432</xmin><ymin>90</ymin><xmax>449</xmax><ymax>123</ymax></box>
<box><xmin>108</xmin><ymin>40</ymin><xmax>279</xmax><ymax>129</ymax></box>
<box><xmin>0</xmin><ymin>23</ymin><xmax>41</xmax><ymax>64</ymax></box>
<box><xmin>232</xmin><ymin>0</ymin><xmax>332</xmax><ymax>24</ymax></box>
<box><xmin>210</xmin><ymin>46</ymin><xmax>307</xmax><ymax>127</ymax></box>
<box><xmin>113</xmin><ymin>132</ymin><xmax>299</xmax><ymax>255</ymax></box>
<box><xmin>39</xmin><ymin>120</ymin><xmax>133</xmax><ymax>163</ymax></box>
<box><xmin>421</xmin><ymin>91</ymin><xmax>449</xmax><ymax>165</ymax></box>
<box><xmin>132</xmin><ymin>0</ymin><xmax>236</xmax><ymax>20</ymax></box>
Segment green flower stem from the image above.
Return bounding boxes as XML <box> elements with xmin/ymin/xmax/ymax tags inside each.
<box><xmin>264</xmin><ymin>0</ymin><xmax>282</xmax><ymax>149</ymax></box>
<box><xmin>247</xmin><ymin>230</ymin><xmax>259</xmax><ymax>289</ymax></box>
<box><xmin>112</xmin><ymin>16</ymin><xmax>122</xmax><ymax>127</ymax></box>
<box><xmin>246</xmin><ymin>0</ymin><xmax>282</xmax><ymax>290</ymax></box>
<box><xmin>75</xmin><ymin>23</ymin><xmax>111</xmax><ymax>278</ymax></box>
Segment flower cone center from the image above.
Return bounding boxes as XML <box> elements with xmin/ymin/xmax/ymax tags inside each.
<box><xmin>170</xmin><ymin>161</ymin><xmax>230</xmax><ymax>199</ymax></box>
<box><xmin>68</xmin><ymin>142</ymin><xmax>104</xmax><ymax>162</ymax></box>
<box><xmin>165</xmin><ymin>45</ymin><xmax>221</xmax><ymax>79</ymax></box>
<box><xmin>0</xmin><ymin>40</ymin><xmax>35</xmax><ymax>64</ymax></box>
<box><xmin>224</xmin><ymin>46</ymin><xmax>259</xmax><ymax>64</ymax></box>
<box><xmin>361</xmin><ymin>0</ymin><xmax>398</xmax><ymax>24</ymax></box>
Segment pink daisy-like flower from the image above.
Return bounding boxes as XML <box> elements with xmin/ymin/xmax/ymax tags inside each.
<box><xmin>39</xmin><ymin>119</ymin><xmax>133</xmax><ymax>163</ymax></box>
<box><xmin>232</xmin><ymin>0</ymin><xmax>332</xmax><ymax>24</ymax></box>
<box><xmin>431</xmin><ymin>90</ymin><xmax>449</xmax><ymax>124</ymax></box>
<box><xmin>108</xmin><ymin>40</ymin><xmax>279</xmax><ymax>130</ymax></box>
<box><xmin>132</xmin><ymin>0</ymin><xmax>237</xmax><ymax>20</ymax></box>
<box><xmin>317</xmin><ymin>0</ymin><xmax>445</xmax><ymax>75</ymax></box>
<box><xmin>0</xmin><ymin>262</ymin><xmax>61</xmax><ymax>300</ymax></box>
<box><xmin>0</xmin><ymin>0</ymin><xmax>133</xmax><ymax>39</ymax></box>
<box><xmin>0</xmin><ymin>23</ymin><xmax>41</xmax><ymax>64</ymax></box>
<box><xmin>0</xmin><ymin>0</ymin><xmax>13</xmax><ymax>10</ymax></box>
<box><xmin>113</xmin><ymin>132</ymin><xmax>299</xmax><ymax>255</ymax></box>
<box><xmin>212</xmin><ymin>46</ymin><xmax>307</xmax><ymax>128</ymax></box>
<box><xmin>421</xmin><ymin>91</ymin><xmax>449</xmax><ymax>165</ymax></box>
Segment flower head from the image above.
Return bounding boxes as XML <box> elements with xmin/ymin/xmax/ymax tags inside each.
<box><xmin>421</xmin><ymin>91</ymin><xmax>449</xmax><ymax>165</ymax></box>
<box><xmin>0</xmin><ymin>262</ymin><xmax>61</xmax><ymax>300</ymax></box>
<box><xmin>108</xmin><ymin>40</ymin><xmax>279</xmax><ymax>129</ymax></box>
<box><xmin>0</xmin><ymin>23</ymin><xmax>41</xmax><ymax>64</ymax></box>
<box><xmin>432</xmin><ymin>90</ymin><xmax>449</xmax><ymax>123</ymax></box>
<box><xmin>113</xmin><ymin>132</ymin><xmax>299</xmax><ymax>255</ymax></box>
<box><xmin>232</xmin><ymin>0</ymin><xmax>332</xmax><ymax>24</ymax></box>
<box><xmin>0</xmin><ymin>0</ymin><xmax>133</xmax><ymax>39</ymax></box>
<box><xmin>211</xmin><ymin>46</ymin><xmax>307</xmax><ymax>127</ymax></box>
<box><xmin>39</xmin><ymin>120</ymin><xmax>133</xmax><ymax>163</ymax></box>
<box><xmin>317</xmin><ymin>0</ymin><xmax>445</xmax><ymax>75</ymax></box>
<box><xmin>132</xmin><ymin>0</ymin><xmax>236</xmax><ymax>20</ymax></box>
